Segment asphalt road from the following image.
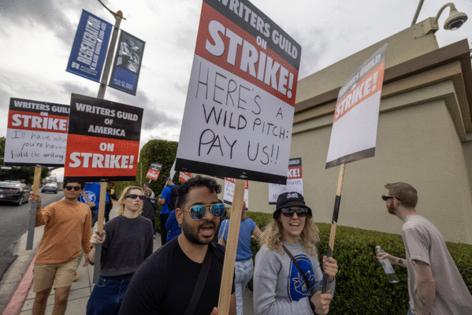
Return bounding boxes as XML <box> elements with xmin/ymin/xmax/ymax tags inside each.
<box><xmin>0</xmin><ymin>192</ymin><xmax>63</xmax><ymax>280</ymax></box>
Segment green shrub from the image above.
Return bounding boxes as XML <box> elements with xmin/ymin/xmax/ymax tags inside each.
<box><xmin>246</xmin><ymin>211</ymin><xmax>472</xmax><ymax>315</ymax></box>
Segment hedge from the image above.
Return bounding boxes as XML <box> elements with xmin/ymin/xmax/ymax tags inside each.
<box><xmin>246</xmin><ymin>211</ymin><xmax>472</xmax><ymax>315</ymax></box>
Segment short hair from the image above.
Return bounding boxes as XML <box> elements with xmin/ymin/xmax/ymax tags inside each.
<box><xmin>63</xmin><ymin>178</ymin><xmax>83</xmax><ymax>189</ymax></box>
<box><xmin>176</xmin><ymin>176</ymin><xmax>221</xmax><ymax>209</ymax></box>
<box><xmin>385</xmin><ymin>182</ymin><xmax>418</xmax><ymax>208</ymax></box>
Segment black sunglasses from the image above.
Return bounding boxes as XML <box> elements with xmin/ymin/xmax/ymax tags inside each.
<box><xmin>65</xmin><ymin>185</ymin><xmax>81</xmax><ymax>191</ymax></box>
<box><xmin>187</xmin><ymin>202</ymin><xmax>225</xmax><ymax>220</ymax></box>
<box><xmin>381</xmin><ymin>195</ymin><xmax>394</xmax><ymax>201</ymax></box>
<box><xmin>126</xmin><ymin>194</ymin><xmax>145</xmax><ymax>200</ymax></box>
<box><xmin>280</xmin><ymin>206</ymin><xmax>309</xmax><ymax>218</ymax></box>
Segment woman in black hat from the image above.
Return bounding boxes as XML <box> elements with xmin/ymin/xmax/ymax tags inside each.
<box><xmin>253</xmin><ymin>192</ymin><xmax>338</xmax><ymax>315</ymax></box>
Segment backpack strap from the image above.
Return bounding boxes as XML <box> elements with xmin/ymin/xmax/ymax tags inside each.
<box><xmin>184</xmin><ymin>246</ymin><xmax>213</xmax><ymax>315</ymax></box>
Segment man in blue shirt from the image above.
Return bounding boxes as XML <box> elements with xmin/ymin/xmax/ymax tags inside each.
<box><xmin>158</xmin><ymin>178</ymin><xmax>175</xmax><ymax>245</ymax></box>
<box><xmin>218</xmin><ymin>202</ymin><xmax>262</xmax><ymax>315</ymax></box>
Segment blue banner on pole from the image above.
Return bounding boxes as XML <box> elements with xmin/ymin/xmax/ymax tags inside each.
<box><xmin>109</xmin><ymin>30</ymin><xmax>145</xmax><ymax>95</ymax></box>
<box><xmin>66</xmin><ymin>10</ymin><xmax>112</xmax><ymax>82</ymax></box>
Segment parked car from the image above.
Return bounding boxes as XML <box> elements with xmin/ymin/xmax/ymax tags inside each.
<box><xmin>0</xmin><ymin>181</ymin><xmax>30</xmax><ymax>206</ymax></box>
<box><xmin>41</xmin><ymin>182</ymin><xmax>58</xmax><ymax>194</ymax></box>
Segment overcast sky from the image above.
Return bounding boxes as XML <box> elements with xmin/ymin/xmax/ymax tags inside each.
<box><xmin>1</xmin><ymin>0</ymin><xmax>471</xmax><ymax>144</ymax></box>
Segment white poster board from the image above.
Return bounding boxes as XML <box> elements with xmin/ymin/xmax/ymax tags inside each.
<box><xmin>268</xmin><ymin>157</ymin><xmax>303</xmax><ymax>203</ymax></box>
<box><xmin>4</xmin><ymin>98</ymin><xmax>69</xmax><ymax>166</ymax></box>
<box><xmin>224</xmin><ymin>177</ymin><xmax>249</xmax><ymax>205</ymax></box>
<box><xmin>175</xmin><ymin>0</ymin><xmax>301</xmax><ymax>184</ymax></box>
<box><xmin>326</xmin><ymin>45</ymin><xmax>387</xmax><ymax>168</ymax></box>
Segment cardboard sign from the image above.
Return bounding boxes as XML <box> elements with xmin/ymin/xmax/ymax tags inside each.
<box><xmin>175</xmin><ymin>0</ymin><xmax>301</xmax><ymax>184</ymax></box>
<box><xmin>66</xmin><ymin>10</ymin><xmax>112</xmax><ymax>82</ymax></box>
<box><xmin>223</xmin><ymin>177</ymin><xmax>249</xmax><ymax>205</ymax></box>
<box><xmin>4</xmin><ymin>98</ymin><xmax>69</xmax><ymax>166</ymax></box>
<box><xmin>179</xmin><ymin>171</ymin><xmax>193</xmax><ymax>184</ymax></box>
<box><xmin>64</xmin><ymin>94</ymin><xmax>143</xmax><ymax>181</ymax></box>
<box><xmin>326</xmin><ymin>45</ymin><xmax>387</xmax><ymax>168</ymax></box>
<box><xmin>109</xmin><ymin>30</ymin><xmax>145</xmax><ymax>95</ymax></box>
<box><xmin>146</xmin><ymin>162</ymin><xmax>162</xmax><ymax>181</ymax></box>
<box><xmin>268</xmin><ymin>157</ymin><xmax>303</xmax><ymax>203</ymax></box>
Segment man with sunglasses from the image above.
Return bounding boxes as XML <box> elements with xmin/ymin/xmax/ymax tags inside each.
<box><xmin>120</xmin><ymin>176</ymin><xmax>235</xmax><ymax>315</ymax></box>
<box><xmin>30</xmin><ymin>179</ymin><xmax>92</xmax><ymax>315</ymax></box>
<box><xmin>378</xmin><ymin>182</ymin><xmax>472</xmax><ymax>315</ymax></box>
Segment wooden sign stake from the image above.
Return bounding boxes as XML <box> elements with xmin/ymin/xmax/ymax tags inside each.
<box><xmin>26</xmin><ymin>165</ymin><xmax>42</xmax><ymax>250</ymax></box>
<box><xmin>92</xmin><ymin>181</ymin><xmax>108</xmax><ymax>282</ymax></box>
<box><xmin>217</xmin><ymin>179</ymin><xmax>245</xmax><ymax>314</ymax></box>
<box><xmin>322</xmin><ymin>163</ymin><xmax>345</xmax><ymax>292</ymax></box>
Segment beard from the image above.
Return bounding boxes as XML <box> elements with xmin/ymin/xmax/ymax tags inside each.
<box><xmin>181</xmin><ymin>219</ymin><xmax>216</xmax><ymax>245</ymax></box>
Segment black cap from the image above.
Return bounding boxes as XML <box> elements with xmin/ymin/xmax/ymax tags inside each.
<box><xmin>274</xmin><ymin>192</ymin><xmax>312</xmax><ymax>218</ymax></box>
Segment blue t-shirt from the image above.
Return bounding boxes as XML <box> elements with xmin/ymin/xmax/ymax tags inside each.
<box><xmin>159</xmin><ymin>184</ymin><xmax>175</xmax><ymax>215</ymax></box>
<box><xmin>165</xmin><ymin>210</ymin><xmax>181</xmax><ymax>242</ymax></box>
<box><xmin>218</xmin><ymin>217</ymin><xmax>256</xmax><ymax>261</ymax></box>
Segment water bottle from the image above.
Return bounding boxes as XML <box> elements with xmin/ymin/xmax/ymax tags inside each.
<box><xmin>375</xmin><ymin>245</ymin><xmax>399</xmax><ymax>284</ymax></box>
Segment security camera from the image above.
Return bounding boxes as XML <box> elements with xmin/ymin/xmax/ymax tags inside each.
<box><xmin>444</xmin><ymin>8</ymin><xmax>468</xmax><ymax>30</ymax></box>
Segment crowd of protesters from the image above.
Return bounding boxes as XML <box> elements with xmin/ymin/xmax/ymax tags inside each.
<box><xmin>29</xmin><ymin>176</ymin><xmax>472</xmax><ymax>315</ymax></box>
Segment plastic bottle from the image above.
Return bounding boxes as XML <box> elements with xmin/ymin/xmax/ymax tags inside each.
<box><xmin>375</xmin><ymin>245</ymin><xmax>399</xmax><ymax>284</ymax></box>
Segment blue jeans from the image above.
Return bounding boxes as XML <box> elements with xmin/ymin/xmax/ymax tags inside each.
<box><xmin>87</xmin><ymin>275</ymin><xmax>132</xmax><ymax>315</ymax></box>
<box><xmin>234</xmin><ymin>259</ymin><xmax>253</xmax><ymax>315</ymax></box>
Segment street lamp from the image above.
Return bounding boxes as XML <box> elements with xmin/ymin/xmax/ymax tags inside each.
<box><xmin>411</xmin><ymin>1</ymin><xmax>468</xmax><ymax>32</ymax></box>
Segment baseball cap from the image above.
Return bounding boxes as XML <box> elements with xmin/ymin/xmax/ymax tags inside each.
<box><xmin>274</xmin><ymin>192</ymin><xmax>312</xmax><ymax>218</ymax></box>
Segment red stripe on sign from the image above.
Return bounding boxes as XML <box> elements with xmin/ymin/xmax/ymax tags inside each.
<box><xmin>64</xmin><ymin>134</ymin><xmax>139</xmax><ymax>178</ymax></box>
<box><xmin>288</xmin><ymin>166</ymin><xmax>303</xmax><ymax>179</ymax></box>
<box><xmin>334</xmin><ymin>62</ymin><xmax>385</xmax><ymax>123</ymax></box>
<box><xmin>195</xmin><ymin>2</ymin><xmax>299</xmax><ymax>105</ymax></box>
<box><xmin>8</xmin><ymin>110</ymin><xmax>68</xmax><ymax>133</ymax></box>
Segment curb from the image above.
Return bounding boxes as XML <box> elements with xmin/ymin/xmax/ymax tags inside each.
<box><xmin>1</xmin><ymin>257</ymin><xmax>35</xmax><ymax>315</ymax></box>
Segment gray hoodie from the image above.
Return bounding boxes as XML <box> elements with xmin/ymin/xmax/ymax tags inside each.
<box><xmin>253</xmin><ymin>242</ymin><xmax>335</xmax><ymax>315</ymax></box>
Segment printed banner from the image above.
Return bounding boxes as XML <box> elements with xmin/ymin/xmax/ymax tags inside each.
<box><xmin>4</xmin><ymin>98</ymin><xmax>69</xmax><ymax>166</ymax></box>
<box><xmin>326</xmin><ymin>45</ymin><xmax>387</xmax><ymax>168</ymax></box>
<box><xmin>176</xmin><ymin>0</ymin><xmax>301</xmax><ymax>184</ymax></box>
<box><xmin>64</xmin><ymin>94</ymin><xmax>143</xmax><ymax>181</ymax></box>
<box><xmin>223</xmin><ymin>177</ymin><xmax>249</xmax><ymax>205</ymax></box>
<box><xmin>109</xmin><ymin>30</ymin><xmax>145</xmax><ymax>95</ymax></box>
<box><xmin>66</xmin><ymin>10</ymin><xmax>112</xmax><ymax>82</ymax></box>
<box><xmin>146</xmin><ymin>162</ymin><xmax>162</xmax><ymax>181</ymax></box>
<box><xmin>268</xmin><ymin>157</ymin><xmax>303</xmax><ymax>203</ymax></box>
<box><xmin>179</xmin><ymin>171</ymin><xmax>193</xmax><ymax>183</ymax></box>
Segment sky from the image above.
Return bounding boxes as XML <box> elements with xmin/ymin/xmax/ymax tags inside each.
<box><xmin>0</xmin><ymin>0</ymin><xmax>471</xmax><ymax>145</ymax></box>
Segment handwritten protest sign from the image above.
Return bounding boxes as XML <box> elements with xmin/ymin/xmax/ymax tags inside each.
<box><xmin>326</xmin><ymin>45</ymin><xmax>387</xmax><ymax>168</ymax></box>
<box><xmin>268</xmin><ymin>157</ymin><xmax>303</xmax><ymax>203</ymax></box>
<box><xmin>64</xmin><ymin>94</ymin><xmax>143</xmax><ymax>181</ymax></box>
<box><xmin>223</xmin><ymin>177</ymin><xmax>249</xmax><ymax>205</ymax></box>
<box><xmin>145</xmin><ymin>162</ymin><xmax>162</xmax><ymax>181</ymax></box>
<box><xmin>4</xmin><ymin>98</ymin><xmax>69</xmax><ymax>166</ymax></box>
<box><xmin>175</xmin><ymin>0</ymin><xmax>301</xmax><ymax>184</ymax></box>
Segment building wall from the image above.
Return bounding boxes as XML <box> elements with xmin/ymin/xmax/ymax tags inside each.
<box><xmin>248</xmin><ymin>87</ymin><xmax>472</xmax><ymax>244</ymax></box>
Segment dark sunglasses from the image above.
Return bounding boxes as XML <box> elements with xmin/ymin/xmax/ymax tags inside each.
<box><xmin>126</xmin><ymin>194</ymin><xmax>145</xmax><ymax>200</ymax></box>
<box><xmin>280</xmin><ymin>206</ymin><xmax>309</xmax><ymax>218</ymax></box>
<box><xmin>381</xmin><ymin>195</ymin><xmax>394</xmax><ymax>201</ymax></box>
<box><xmin>187</xmin><ymin>202</ymin><xmax>225</xmax><ymax>220</ymax></box>
<box><xmin>65</xmin><ymin>185</ymin><xmax>81</xmax><ymax>191</ymax></box>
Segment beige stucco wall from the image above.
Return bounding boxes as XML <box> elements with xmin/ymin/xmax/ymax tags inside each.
<box><xmin>248</xmin><ymin>81</ymin><xmax>472</xmax><ymax>244</ymax></box>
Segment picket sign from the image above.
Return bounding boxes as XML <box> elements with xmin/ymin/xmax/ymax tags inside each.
<box><xmin>321</xmin><ymin>163</ymin><xmax>345</xmax><ymax>292</ymax></box>
<box><xmin>26</xmin><ymin>165</ymin><xmax>42</xmax><ymax>250</ymax></box>
<box><xmin>92</xmin><ymin>182</ymin><xmax>108</xmax><ymax>281</ymax></box>
<box><xmin>217</xmin><ymin>179</ymin><xmax>245</xmax><ymax>314</ymax></box>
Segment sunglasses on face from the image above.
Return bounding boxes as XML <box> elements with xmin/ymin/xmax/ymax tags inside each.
<box><xmin>65</xmin><ymin>185</ymin><xmax>81</xmax><ymax>191</ymax></box>
<box><xmin>280</xmin><ymin>206</ymin><xmax>309</xmax><ymax>218</ymax></box>
<box><xmin>187</xmin><ymin>202</ymin><xmax>225</xmax><ymax>220</ymax></box>
<box><xmin>125</xmin><ymin>194</ymin><xmax>145</xmax><ymax>200</ymax></box>
<box><xmin>381</xmin><ymin>195</ymin><xmax>394</xmax><ymax>201</ymax></box>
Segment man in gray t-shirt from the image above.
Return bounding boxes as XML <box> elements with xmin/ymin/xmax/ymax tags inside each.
<box><xmin>377</xmin><ymin>182</ymin><xmax>472</xmax><ymax>315</ymax></box>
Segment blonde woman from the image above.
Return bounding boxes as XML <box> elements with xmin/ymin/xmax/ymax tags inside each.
<box><xmin>253</xmin><ymin>192</ymin><xmax>338</xmax><ymax>315</ymax></box>
<box><xmin>86</xmin><ymin>186</ymin><xmax>154</xmax><ymax>315</ymax></box>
